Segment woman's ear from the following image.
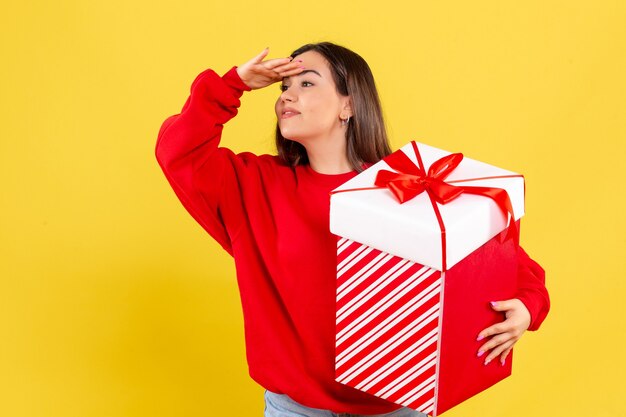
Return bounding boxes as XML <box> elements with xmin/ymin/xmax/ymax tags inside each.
<box><xmin>340</xmin><ymin>97</ymin><xmax>353</xmax><ymax>119</ymax></box>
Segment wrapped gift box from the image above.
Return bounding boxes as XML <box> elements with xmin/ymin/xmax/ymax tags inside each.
<box><xmin>330</xmin><ymin>141</ymin><xmax>525</xmax><ymax>416</ymax></box>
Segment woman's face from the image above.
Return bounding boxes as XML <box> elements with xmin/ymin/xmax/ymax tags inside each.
<box><xmin>275</xmin><ymin>50</ymin><xmax>351</xmax><ymax>145</ymax></box>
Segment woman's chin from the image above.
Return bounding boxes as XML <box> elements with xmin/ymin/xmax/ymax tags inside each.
<box><xmin>279</xmin><ymin>129</ymin><xmax>303</xmax><ymax>143</ymax></box>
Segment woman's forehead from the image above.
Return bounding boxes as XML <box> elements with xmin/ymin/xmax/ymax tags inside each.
<box><xmin>295</xmin><ymin>50</ymin><xmax>331</xmax><ymax>74</ymax></box>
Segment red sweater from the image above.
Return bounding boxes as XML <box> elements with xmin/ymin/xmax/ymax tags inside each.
<box><xmin>155</xmin><ymin>66</ymin><xmax>550</xmax><ymax>414</ymax></box>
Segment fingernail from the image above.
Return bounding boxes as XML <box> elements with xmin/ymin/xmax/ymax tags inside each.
<box><xmin>477</xmin><ymin>350</ymin><xmax>484</xmax><ymax>357</ymax></box>
<box><xmin>500</xmin><ymin>358</ymin><xmax>506</xmax><ymax>366</ymax></box>
<box><xmin>484</xmin><ymin>359</ymin><xmax>491</xmax><ymax>365</ymax></box>
<box><xmin>490</xmin><ymin>301</ymin><xmax>498</xmax><ymax>308</ymax></box>
<box><xmin>299</xmin><ymin>66</ymin><xmax>306</xmax><ymax>69</ymax></box>
<box><xmin>476</xmin><ymin>335</ymin><xmax>484</xmax><ymax>341</ymax></box>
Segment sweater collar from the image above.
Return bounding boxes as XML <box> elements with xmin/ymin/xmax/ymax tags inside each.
<box><xmin>301</xmin><ymin>162</ymin><xmax>373</xmax><ymax>186</ymax></box>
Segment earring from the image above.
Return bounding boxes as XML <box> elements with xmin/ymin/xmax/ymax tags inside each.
<box><xmin>341</xmin><ymin>116</ymin><xmax>351</xmax><ymax>126</ymax></box>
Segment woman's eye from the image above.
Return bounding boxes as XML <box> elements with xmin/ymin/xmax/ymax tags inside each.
<box><xmin>279</xmin><ymin>81</ymin><xmax>312</xmax><ymax>92</ymax></box>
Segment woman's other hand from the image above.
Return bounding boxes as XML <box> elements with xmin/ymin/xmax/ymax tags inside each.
<box><xmin>236</xmin><ymin>47</ymin><xmax>305</xmax><ymax>90</ymax></box>
<box><xmin>476</xmin><ymin>298</ymin><xmax>531</xmax><ymax>366</ymax></box>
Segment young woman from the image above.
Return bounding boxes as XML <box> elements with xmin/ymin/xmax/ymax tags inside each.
<box><xmin>155</xmin><ymin>42</ymin><xmax>550</xmax><ymax>417</ymax></box>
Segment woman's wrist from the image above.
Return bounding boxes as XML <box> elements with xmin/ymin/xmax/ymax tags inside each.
<box><xmin>223</xmin><ymin>66</ymin><xmax>252</xmax><ymax>94</ymax></box>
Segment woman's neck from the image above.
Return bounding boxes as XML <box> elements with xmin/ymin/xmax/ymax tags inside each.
<box><xmin>304</xmin><ymin>137</ymin><xmax>352</xmax><ymax>175</ymax></box>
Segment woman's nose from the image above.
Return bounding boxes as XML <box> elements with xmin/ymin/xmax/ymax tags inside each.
<box><xmin>280</xmin><ymin>88</ymin><xmax>296</xmax><ymax>102</ymax></box>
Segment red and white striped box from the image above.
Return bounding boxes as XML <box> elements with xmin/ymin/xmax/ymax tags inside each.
<box><xmin>330</xmin><ymin>141</ymin><xmax>525</xmax><ymax>416</ymax></box>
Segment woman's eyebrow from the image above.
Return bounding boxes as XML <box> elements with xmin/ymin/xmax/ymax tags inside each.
<box><xmin>283</xmin><ymin>69</ymin><xmax>322</xmax><ymax>80</ymax></box>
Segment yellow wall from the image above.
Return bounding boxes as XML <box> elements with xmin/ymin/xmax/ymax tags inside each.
<box><xmin>1</xmin><ymin>1</ymin><xmax>624</xmax><ymax>416</ymax></box>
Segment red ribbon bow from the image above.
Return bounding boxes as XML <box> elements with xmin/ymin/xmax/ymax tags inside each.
<box><xmin>375</xmin><ymin>151</ymin><xmax>465</xmax><ymax>204</ymax></box>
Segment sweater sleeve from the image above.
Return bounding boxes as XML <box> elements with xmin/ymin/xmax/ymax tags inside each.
<box><xmin>155</xmin><ymin>66</ymin><xmax>253</xmax><ymax>256</ymax></box>
<box><xmin>515</xmin><ymin>245</ymin><xmax>550</xmax><ymax>331</ymax></box>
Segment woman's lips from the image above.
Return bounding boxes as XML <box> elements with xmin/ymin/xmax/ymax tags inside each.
<box><xmin>281</xmin><ymin>111</ymin><xmax>300</xmax><ymax>119</ymax></box>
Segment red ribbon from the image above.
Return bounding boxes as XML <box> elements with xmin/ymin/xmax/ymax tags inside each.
<box><xmin>374</xmin><ymin>149</ymin><xmax>464</xmax><ymax>204</ymax></box>
<box><xmin>331</xmin><ymin>141</ymin><xmax>521</xmax><ymax>271</ymax></box>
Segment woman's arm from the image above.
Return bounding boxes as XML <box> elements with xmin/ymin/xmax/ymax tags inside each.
<box><xmin>514</xmin><ymin>245</ymin><xmax>550</xmax><ymax>331</ymax></box>
<box><xmin>475</xmin><ymin>245</ymin><xmax>550</xmax><ymax>365</ymax></box>
<box><xmin>155</xmin><ymin>49</ymin><xmax>305</xmax><ymax>255</ymax></box>
<box><xmin>155</xmin><ymin>66</ymin><xmax>252</xmax><ymax>255</ymax></box>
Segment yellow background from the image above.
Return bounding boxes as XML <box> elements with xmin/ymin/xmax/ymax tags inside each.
<box><xmin>1</xmin><ymin>1</ymin><xmax>625</xmax><ymax>416</ymax></box>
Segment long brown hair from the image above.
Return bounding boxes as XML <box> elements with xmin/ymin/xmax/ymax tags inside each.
<box><xmin>276</xmin><ymin>42</ymin><xmax>392</xmax><ymax>172</ymax></box>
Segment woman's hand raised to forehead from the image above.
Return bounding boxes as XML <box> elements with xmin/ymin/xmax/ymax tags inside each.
<box><xmin>236</xmin><ymin>47</ymin><xmax>305</xmax><ymax>90</ymax></box>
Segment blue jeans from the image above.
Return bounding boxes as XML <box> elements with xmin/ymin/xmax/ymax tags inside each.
<box><xmin>264</xmin><ymin>390</ymin><xmax>427</xmax><ymax>417</ymax></box>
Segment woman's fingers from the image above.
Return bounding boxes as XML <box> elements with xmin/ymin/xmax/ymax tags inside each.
<box><xmin>276</xmin><ymin>64</ymin><xmax>305</xmax><ymax>77</ymax></box>
<box><xmin>255</xmin><ymin>58</ymin><xmax>300</xmax><ymax>77</ymax></box>
<box><xmin>477</xmin><ymin>321</ymin><xmax>508</xmax><ymax>340</ymax></box>
<box><xmin>251</xmin><ymin>47</ymin><xmax>271</xmax><ymax>64</ymax></box>
<box><xmin>482</xmin><ymin>339</ymin><xmax>515</xmax><ymax>365</ymax></box>
<box><xmin>263</xmin><ymin>57</ymin><xmax>295</xmax><ymax>70</ymax></box>
<box><xmin>265</xmin><ymin>60</ymin><xmax>305</xmax><ymax>78</ymax></box>
<box><xmin>500</xmin><ymin>346</ymin><xmax>513</xmax><ymax>365</ymax></box>
<box><xmin>477</xmin><ymin>330</ymin><xmax>512</xmax><ymax>356</ymax></box>
<box><xmin>477</xmin><ymin>298</ymin><xmax>530</xmax><ymax>340</ymax></box>
<box><xmin>257</xmin><ymin>62</ymin><xmax>305</xmax><ymax>84</ymax></box>
<box><xmin>473</xmin><ymin>298</ymin><xmax>531</xmax><ymax>366</ymax></box>
<box><xmin>237</xmin><ymin>49</ymin><xmax>305</xmax><ymax>89</ymax></box>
